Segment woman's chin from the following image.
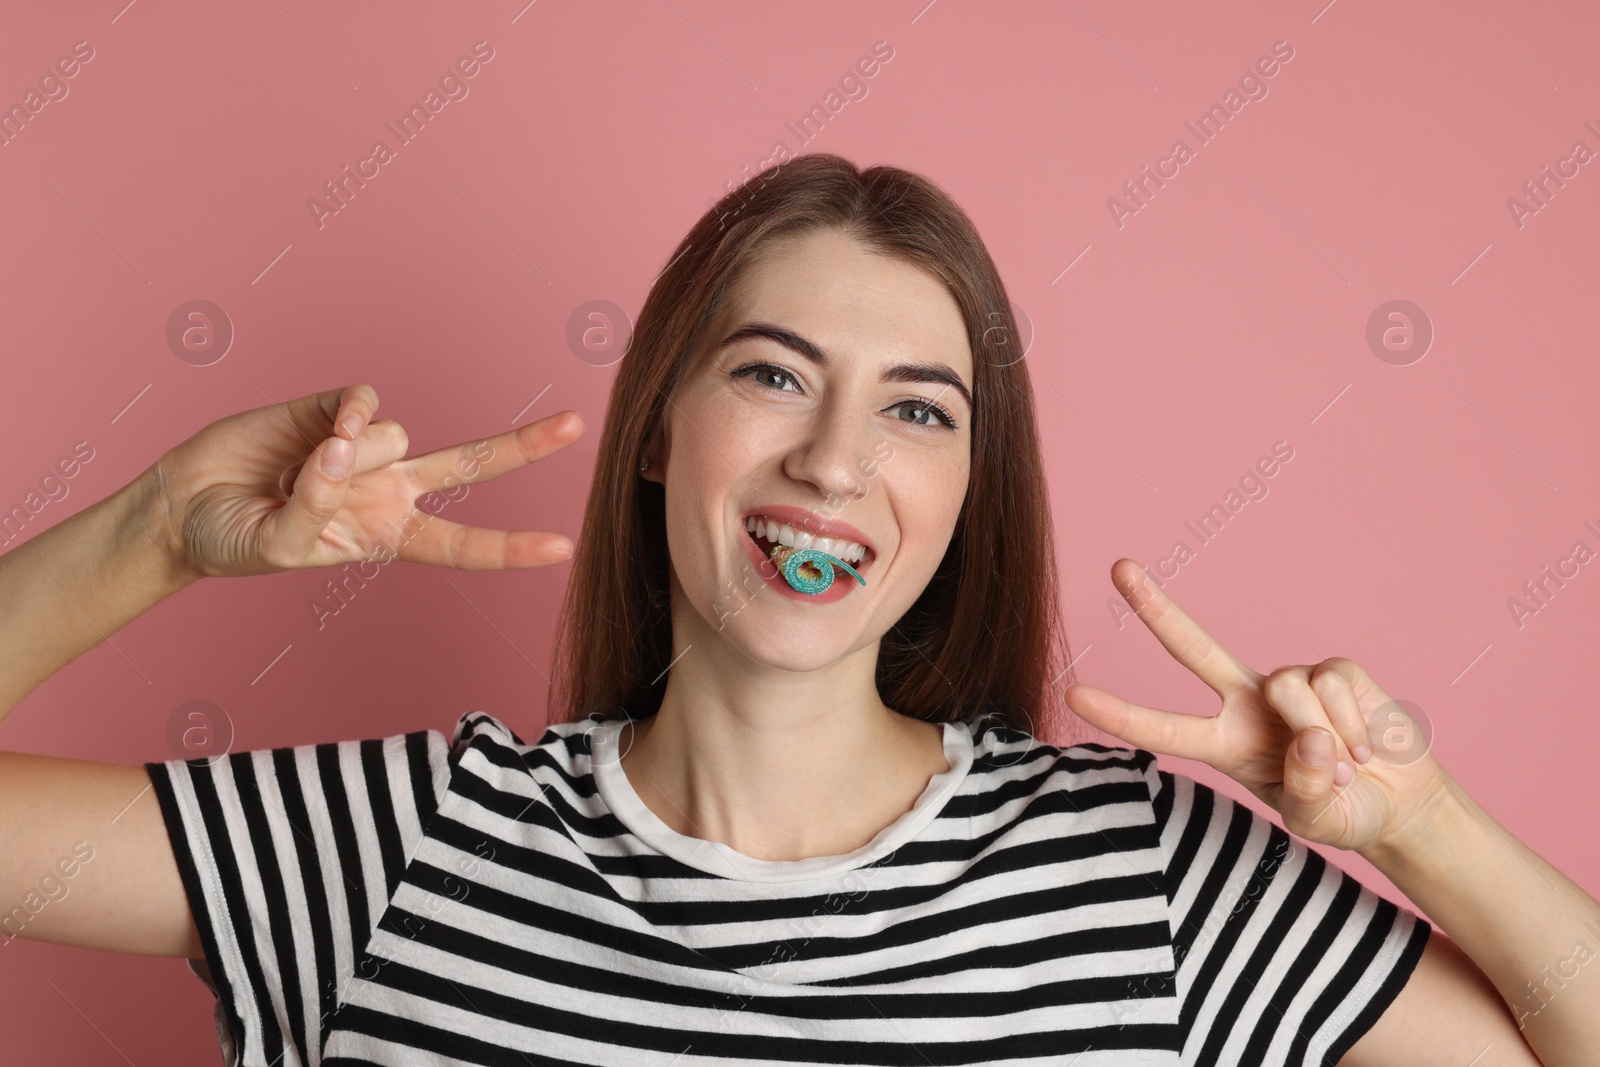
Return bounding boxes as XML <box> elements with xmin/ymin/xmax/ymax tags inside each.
<box><xmin>712</xmin><ymin>613</ymin><xmax>864</xmax><ymax>673</ymax></box>
<box><xmin>740</xmin><ymin>642</ymin><xmax>854</xmax><ymax>674</ymax></box>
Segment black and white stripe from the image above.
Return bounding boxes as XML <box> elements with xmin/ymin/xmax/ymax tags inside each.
<box><xmin>147</xmin><ymin>730</ymin><xmax>449</xmax><ymax>1067</ymax></box>
<box><xmin>146</xmin><ymin>711</ymin><xmax>1429</xmax><ymax>1067</ymax></box>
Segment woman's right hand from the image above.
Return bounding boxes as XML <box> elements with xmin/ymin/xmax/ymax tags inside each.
<box><xmin>0</xmin><ymin>388</ymin><xmax>584</xmax><ymax>960</ymax></box>
<box><xmin>151</xmin><ymin>383</ymin><xmax>584</xmax><ymax>579</ymax></box>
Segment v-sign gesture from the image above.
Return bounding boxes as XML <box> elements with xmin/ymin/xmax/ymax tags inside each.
<box><xmin>1063</xmin><ymin>558</ymin><xmax>1452</xmax><ymax>854</ymax></box>
<box><xmin>153</xmin><ymin>383</ymin><xmax>584</xmax><ymax>580</ymax></box>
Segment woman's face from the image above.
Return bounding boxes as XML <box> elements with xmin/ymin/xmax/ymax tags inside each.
<box><xmin>648</xmin><ymin>227</ymin><xmax>974</xmax><ymax>672</ymax></box>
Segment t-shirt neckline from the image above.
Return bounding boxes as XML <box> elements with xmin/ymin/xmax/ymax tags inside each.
<box><xmin>588</xmin><ymin>717</ymin><xmax>976</xmax><ymax>883</ymax></box>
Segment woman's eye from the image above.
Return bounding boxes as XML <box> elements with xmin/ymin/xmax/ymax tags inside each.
<box><xmin>754</xmin><ymin>366</ymin><xmax>800</xmax><ymax>392</ymax></box>
<box><xmin>889</xmin><ymin>400</ymin><xmax>957</xmax><ymax>430</ymax></box>
<box><xmin>735</xmin><ymin>363</ymin><xmax>802</xmax><ymax>392</ymax></box>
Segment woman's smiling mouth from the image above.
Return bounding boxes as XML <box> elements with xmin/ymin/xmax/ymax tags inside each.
<box><xmin>737</xmin><ymin>505</ymin><xmax>878</xmax><ymax>602</ymax></box>
<box><xmin>744</xmin><ymin>516</ymin><xmax>870</xmax><ymax>564</ymax></box>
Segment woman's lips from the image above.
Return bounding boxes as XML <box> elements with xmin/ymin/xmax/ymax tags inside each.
<box><xmin>738</xmin><ymin>505</ymin><xmax>876</xmax><ymax>563</ymax></box>
<box><xmin>737</xmin><ymin>525</ymin><xmax>868</xmax><ymax>604</ymax></box>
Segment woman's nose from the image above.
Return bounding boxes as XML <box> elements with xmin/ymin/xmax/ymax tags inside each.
<box><xmin>782</xmin><ymin>404</ymin><xmax>876</xmax><ymax>507</ymax></box>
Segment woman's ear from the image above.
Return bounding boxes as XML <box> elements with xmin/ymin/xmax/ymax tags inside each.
<box><xmin>638</xmin><ymin>433</ymin><xmax>665</xmax><ymax>484</ymax></box>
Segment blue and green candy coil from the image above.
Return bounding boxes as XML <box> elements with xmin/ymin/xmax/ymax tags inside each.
<box><xmin>771</xmin><ymin>545</ymin><xmax>866</xmax><ymax>594</ymax></box>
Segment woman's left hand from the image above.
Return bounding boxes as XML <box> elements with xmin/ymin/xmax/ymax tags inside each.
<box><xmin>1062</xmin><ymin>558</ymin><xmax>1454</xmax><ymax>854</ymax></box>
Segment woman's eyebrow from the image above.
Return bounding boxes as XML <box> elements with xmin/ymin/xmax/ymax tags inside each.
<box><xmin>717</xmin><ymin>321</ymin><xmax>973</xmax><ymax>412</ymax></box>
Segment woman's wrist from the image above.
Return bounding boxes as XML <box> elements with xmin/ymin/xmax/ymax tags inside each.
<box><xmin>118</xmin><ymin>455</ymin><xmax>205</xmax><ymax>590</ymax></box>
<box><xmin>0</xmin><ymin>460</ymin><xmax>202</xmax><ymax>719</ymax></box>
<box><xmin>1355</xmin><ymin>758</ymin><xmax>1600</xmax><ymax>1062</ymax></box>
<box><xmin>1355</xmin><ymin>764</ymin><xmax>1471</xmax><ymax>875</ymax></box>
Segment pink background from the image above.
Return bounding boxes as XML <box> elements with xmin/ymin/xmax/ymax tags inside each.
<box><xmin>3</xmin><ymin>0</ymin><xmax>1597</xmax><ymax>1058</ymax></box>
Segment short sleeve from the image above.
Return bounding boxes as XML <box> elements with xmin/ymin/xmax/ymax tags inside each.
<box><xmin>145</xmin><ymin>726</ymin><xmax>453</xmax><ymax>1067</ymax></box>
<box><xmin>1141</xmin><ymin>758</ymin><xmax>1432</xmax><ymax>1067</ymax></box>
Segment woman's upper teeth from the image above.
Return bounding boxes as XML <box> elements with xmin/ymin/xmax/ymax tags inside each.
<box><xmin>746</xmin><ymin>516</ymin><xmax>868</xmax><ymax>563</ymax></box>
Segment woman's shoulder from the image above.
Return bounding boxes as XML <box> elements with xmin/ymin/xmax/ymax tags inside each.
<box><xmin>445</xmin><ymin>708</ymin><xmax>576</xmax><ymax>748</ymax></box>
<box><xmin>442</xmin><ymin>709</ymin><xmax>607</xmax><ymax>767</ymax></box>
<box><xmin>962</xmin><ymin>713</ymin><xmax>1164</xmax><ymax>806</ymax></box>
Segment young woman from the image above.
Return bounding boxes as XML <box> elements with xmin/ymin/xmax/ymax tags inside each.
<box><xmin>1</xmin><ymin>153</ymin><xmax>1593</xmax><ymax>1066</ymax></box>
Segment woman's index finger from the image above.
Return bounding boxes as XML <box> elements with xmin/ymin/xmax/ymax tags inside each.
<box><xmin>1112</xmin><ymin>558</ymin><xmax>1261</xmax><ymax>697</ymax></box>
<box><xmin>331</xmin><ymin>383</ymin><xmax>380</xmax><ymax>438</ymax></box>
<box><xmin>298</xmin><ymin>383</ymin><xmax>379</xmax><ymax>439</ymax></box>
<box><xmin>407</xmin><ymin>409</ymin><xmax>586</xmax><ymax>493</ymax></box>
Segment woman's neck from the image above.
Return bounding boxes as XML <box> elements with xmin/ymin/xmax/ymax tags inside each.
<box><xmin>617</xmin><ymin>652</ymin><xmax>949</xmax><ymax>863</ymax></box>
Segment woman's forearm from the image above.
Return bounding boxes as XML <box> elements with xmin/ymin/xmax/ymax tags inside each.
<box><xmin>1359</xmin><ymin>770</ymin><xmax>1600</xmax><ymax>1065</ymax></box>
<box><xmin>0</xmin><ymin>460</ymin><xmax>200</xmax><ymax>722</ymax></box>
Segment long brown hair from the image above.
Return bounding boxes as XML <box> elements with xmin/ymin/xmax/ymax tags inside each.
<box><xmin>549</xmin><ymin>153</ymin><xmax>1078</xmax><ymax>743</ymax></box>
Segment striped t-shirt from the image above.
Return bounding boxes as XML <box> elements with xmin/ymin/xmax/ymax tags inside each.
<box><xmin>145</xmin><ymin>709</ymin><xmax>1430</xmax><ymax>1067</ymax></box>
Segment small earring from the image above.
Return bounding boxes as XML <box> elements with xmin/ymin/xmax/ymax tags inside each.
<box><xmin>639</xmin><ymin>457</ymin><xmax>652</xmax><ymax>472</ymax></box>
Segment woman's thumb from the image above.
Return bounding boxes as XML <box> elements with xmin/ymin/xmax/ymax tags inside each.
<box><xmin>1280</xmin><ymin>726</ymin><xmax>1339</xmax><ymax>829</ymax></box>
<box><xmin>264</xmin><ymin>436</ymin><xmax>354</xmax><ymax>564</ymax></box>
